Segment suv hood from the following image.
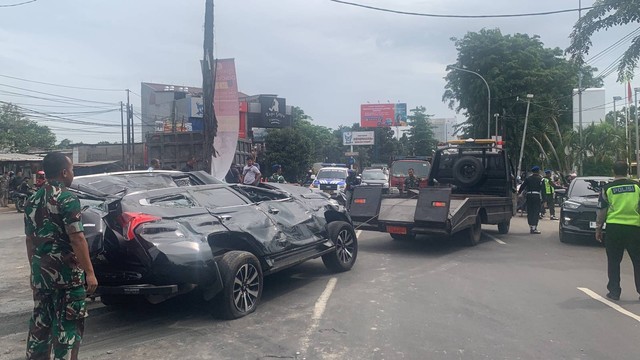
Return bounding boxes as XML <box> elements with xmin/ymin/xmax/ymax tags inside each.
<box><xmin>568</xmin><ymin>196</ymin><xmax>599</xmax><ymax>207</ymax></box>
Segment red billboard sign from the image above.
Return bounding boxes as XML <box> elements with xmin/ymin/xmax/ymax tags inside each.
<box><xmin>360</xmin><ymin>103</ymin><xmax>407</xmax><ymax>128</ymax></box>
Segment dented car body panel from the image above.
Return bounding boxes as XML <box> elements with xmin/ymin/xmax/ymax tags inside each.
<box><xmin>72</xmin><ymin>172</ymin><xmax>352</xmax><ymax>302</ymax></box>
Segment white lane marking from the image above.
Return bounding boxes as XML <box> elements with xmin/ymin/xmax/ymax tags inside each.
<box><xmin>300</xmin><ymin>277</ymin><xmax>338</xmax><ymax>355</ymax></box>
<box><xmin>578</xmin><ymin>287</ymin><xmax>640</xmax><ymax>323</ymax></box>
<box><xmin>356</xmin><ymin>230</ymin><xmax>362</xmax><ymax>238</ymax></box>
<box><xmin>484</xmin><ymin>233</ymin><xmax>506</xmax><ymax>245</ymax></box>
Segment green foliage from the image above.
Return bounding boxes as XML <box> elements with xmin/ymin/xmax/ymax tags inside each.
<box><xmin>406</xmin><ymin>106</ymin><xmax>437</xmax><ymax>157</ymax></box>
<box><xmin>264</xmin><ymin>127</ymin><xmax>313</xmax><ymax>183</ymax></box>
<box><xmin>0</xmin><ymin>103</ymin><xmax>56</xmax><ymax>152</ymax></box>
<box><xmin>443</xmin><ymin>28</ymin><xmax>601</xmax><ymax>169</ymax></box>
<box><xmin>567</xmin><ymin>0</ymin><xmax>640</xmax><ymax>81</ymax></box>
<box><xmin>57</xmin><ymin>138</ymin><xmax>73</xmax><ymax>149</ymax></box>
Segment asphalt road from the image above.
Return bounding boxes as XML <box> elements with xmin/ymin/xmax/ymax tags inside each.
<box><xmin>1</xmin><ymin>209</ymin><xmax>640</xmax><ymax>360</ymax></box>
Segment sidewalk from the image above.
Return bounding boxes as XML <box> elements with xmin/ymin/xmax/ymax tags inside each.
<box><xmin>0</xmin><ymin>204</ymin><xmax>18</xmax><ymax>214</ymax></box>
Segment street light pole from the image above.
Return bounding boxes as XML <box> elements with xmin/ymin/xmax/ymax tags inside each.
<box><xmin>517</xmin><ymin>94</ymin><xmax>534</xmax><ymax>181</ymax></box>
<box><xmin>635</xmin><ymin>87</ymin><xmax>639</xmax><ymax>179</ymax></box>
<box><xmin>449</xmin><ymin>66</ymin><xmax>491</xmax><ymax>139</ymax></box>
<box><xmin>494</xmin><ymin>113</ymin><xmax>499</xmax><ymax>138</ymax></box>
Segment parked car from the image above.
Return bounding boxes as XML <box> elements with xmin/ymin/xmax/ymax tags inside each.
<box><xmin>72</xmin><ymin>171</ymin><xmax>358</xmax><ymax>319</ymax></box>
<box><xmin>559</xmin><ymin>176</ymin><xmax>612</xmax><ymax>243</ymax></box>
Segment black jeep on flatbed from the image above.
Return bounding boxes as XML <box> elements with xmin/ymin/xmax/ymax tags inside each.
<box><xmin>350</xmin><ymin>139</ymin><xmax>516</xmax><ymax>245</ymax></box>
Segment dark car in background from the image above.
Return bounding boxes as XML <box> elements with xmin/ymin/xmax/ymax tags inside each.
<box><xmin>559</xmin><ymin>176</ymin><xmax>612</xmax><ymax>243</ymax></box>
<box><xmin>72</xmin><ymin>171</ymin><xmax>358</xmax><ymax>319</ymax></box>
<box><xmin>360</xmin><ymin>168</ymin><xmax>390</xmax><ymax>193</ymax></box>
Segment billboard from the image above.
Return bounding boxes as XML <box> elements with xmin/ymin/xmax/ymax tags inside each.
<box><xmin>211</xmin><ymin>58</ymin><xmax>240</xmax><ymax>180</ymax></box>
<box><xmin>360</xmin><ymin>103</ymin><xmax>407</xmax><ymax>128</ymax></box>
<box><xmin>343</xmin><ymin>131</ymin><xmax>375</xmax><ymax>146</ymax></box>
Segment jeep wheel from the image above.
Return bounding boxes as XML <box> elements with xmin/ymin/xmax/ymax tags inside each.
<box><xmin>452</xmin><ymin>156</ymin><xmax>484</xmax><ymax>187</ymax></box>
<box><xmin>215</xmin><ymin>251</ymin><xmax>263</xmax><ymax>320</ymax></box>
<box><xmin>497</xmin><ymin>219</ymin><xmax>510</xmax><ymax>234</ymax></box>
<box><xmin>322</xmin><ymin>221</ymin><xmax>358</xmax><ymax>272</ymax></box>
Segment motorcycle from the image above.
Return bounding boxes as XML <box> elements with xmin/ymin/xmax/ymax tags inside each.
<box><xmin>9</xmin><ymin>190</ymin><xmax>29</xmax><ymax>213</ymax></box>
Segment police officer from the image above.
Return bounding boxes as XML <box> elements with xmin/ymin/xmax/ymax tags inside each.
<box><xmin>540</xmin><ymin>169</ymin><xmax>559</xmax><ymax>220</ymax></box>
<box><xmin>595</xmin><ymin>160</ymin><xmax>640</xmax><ymax>301</ymax></box>
<box><xmin>518</xmin><ymin>166</ymin><xmax>544</xmax><ymax>234</ymax></box>
<box><xmin>24</xmin><ymin>152</ymin><xmax>98</xmax><ymax>360</ymax></box>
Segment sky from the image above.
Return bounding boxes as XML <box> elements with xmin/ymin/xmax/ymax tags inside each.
<box><xmin>0</xmin><ymin>0</ymin><xmax>638</xmax><ymax>144</ymax></box>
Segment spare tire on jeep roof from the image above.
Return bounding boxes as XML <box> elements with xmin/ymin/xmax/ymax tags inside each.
<box><xmin>452</xmin><ymin>156</ymin><xmax>484</xmax><ymax>187</ymax></box>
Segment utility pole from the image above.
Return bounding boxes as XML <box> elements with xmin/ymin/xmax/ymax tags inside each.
<box><xmin>126</xmin><ymin>89</ymin><xmax>131</xmax><ymax>170</ymax></box>
<box><xmin>202</xmin><ymin>0</ymin><xmax>217</xmax><ymax>174</ymax></box>
<box><xmin>517</xmin><ymin>94</ymin><xmax>534</xmax><ymax>181</ymax></box>
<box><xmin>120</xmin><ymin>101</ymin><xmax>125</xmax><ymax>165</ymax></box>
<box><xmin>130</xmin><ymin>103</ymin><xmax>135</xmax><ymax>170</ymax></box>
<box><xmin>493</xmin><ymin>113</ymin><xmax>499</xmax><ymax>138</ymax></box>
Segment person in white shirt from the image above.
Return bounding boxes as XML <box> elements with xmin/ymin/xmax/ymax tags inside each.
<box><xmin>242</xmin><ymin>158</ymin><xmax>261</xmax><ymax>185</ymax></box>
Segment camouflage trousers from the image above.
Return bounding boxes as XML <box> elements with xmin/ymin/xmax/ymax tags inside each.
<box><xmin>26</xmin><ymin>286</ymin><xmax>87</xmax><ymax>360</ymax></box>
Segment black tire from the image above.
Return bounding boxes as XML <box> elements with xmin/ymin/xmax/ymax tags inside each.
<box><xmin>497</xmin><ymin>219</ymin><xmax>510</xmax><ymax>234</ymax></box>
<box><xmin>15</xmin><ymin>197</ymin><xmax>26</xmax><ymax>213</ymax></box>
<box><xmin>322</xmin><ymin>221</ymin><xmax>358</xmax><ymax>273</ymax></box>
<box><xmin>452</xmin><ymin>156</ymin><xmax>485</xmax><ymax>187</ymax></box>
<box><xmin>215</xmin><ymin>251</ymin><xmax>263</xmax><ymax>320</ymax></box>
<box><xmin>390</xmin><ymin>233</ymin><xmax>416</xmax><ymax>241</ymax></box>
<box><xmin>461</xmin><ymin>215</ymin><xmax>482</xmax><ymax>246</ymax></box>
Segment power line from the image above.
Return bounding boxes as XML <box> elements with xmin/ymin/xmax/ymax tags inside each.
<box><xmin>586</xmin><ymin>27</ymin><xmax>640</xmax><ymax>64</ymax></box>
<box><xmin>0</xmin><ymin>0</ymin><xmax>37</xmax><ymax>8</ymax></box>
<box><xmin>0</xmin><ymin>89</ymin><xmax>118</xmax><ymax>109</ymax></box>
<box><xmin>0</xmin><ymin>74</ymin><xmax>124</xmax><ymax>91</ymax></box>
<box><xmin>0</xmin><ymin>83</ymin><xmax>119</xmax><ymax>105</ymax></box>
<box><xmin>328</xmin><ymin>0</ymin><xmax>600</xmax><ymax>18</ymax></box>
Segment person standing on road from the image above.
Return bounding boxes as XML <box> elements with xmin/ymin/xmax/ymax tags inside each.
<box><xmin>518</xmin><ymin>166</ymin><xmax>544</xmax><ymax>234</ymax></box>
<box><xmin>344</xmin><ymin>169</ymin><xmax>361</xmax><ymax>208</ymax></box>
<box><xmin>24</xmin><ymin>152</ymin><xmax>98</xmax><ymax>360</ymax></box>
<box><xmin>148</xmin><ymin>158</ymin><xmax>160</xmax><ymax>171</ymax></box>
<box><xmin>242</xmin><ymin>157</ymin><xmax>261</xmax><ymax>186</ymax></box>
<box><xmin>268</xmin><ymin>164</ymin><xmax>286</xmax><ymax>183</ymax></box>
<box><xmin>0</xmin><ymin>172</ymin><xmax>8</xmax><ymax>207</ymax></box>
<box><xmin>540</xmin><ymin>169</ymin><xmax>559</xmax><ymax>220</ymax></box>
<box><xmin>595</xmin><ymin>160</ymin><xmax>640</xmax><ymax>301</ymax></box>
<box><xmin>181</xmin><ymin>156</ymin><xmax>197</xmax><ymax>172</ymax></box>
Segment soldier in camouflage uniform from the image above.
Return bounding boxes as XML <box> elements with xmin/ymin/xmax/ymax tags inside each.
<box><xmin>0</xmin><ymin>172</ymin><xmax>8</xmax><ymax>207</ymax></box>
<box><xmin>24</xmin><ymin>153</ymin><xmax>98</xmax><ymax>360</ymax></box>
<box><xmin>403</xmin><ymin>168</ymin><xmax>421</xmax><ymax>193</ymax></box>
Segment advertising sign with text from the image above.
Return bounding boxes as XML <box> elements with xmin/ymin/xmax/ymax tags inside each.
<box><xmin>343</xmin><ymin>131</ymin><xmax>375</xmax><ymax>146</ymax></box>
<box><xmin>360</xmin><ymin>103</ymin><xmax>407</xmax><ymax>128</ymax></box>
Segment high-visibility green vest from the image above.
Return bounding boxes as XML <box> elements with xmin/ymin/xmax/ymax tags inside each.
<box><xmin>605</xmin><ymin>181</ymin><xmax>640</xmax><ymax>227</ymax></box>
<box><xmin>543</xmin><ymin>177</ymin><xmax>554</xmax><ymax>195</ymax></box>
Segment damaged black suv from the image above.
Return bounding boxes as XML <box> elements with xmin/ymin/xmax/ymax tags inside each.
<box><xmin>73</xmin><ymin>171</ymin><xmax>357</xmax><ymax>319</ymax></box>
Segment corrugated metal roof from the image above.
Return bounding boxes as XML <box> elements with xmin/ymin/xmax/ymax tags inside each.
<box><xmin>0</xmin><ymin>153</ymin><xmax>43</xmax><ymax>162</ymax></box>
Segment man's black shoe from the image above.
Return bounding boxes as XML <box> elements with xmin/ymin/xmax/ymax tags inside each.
<box><xmin>606</xmin><ymin>292</ymin><xmax>620</xmax><ymax>301</ymax></box>
<box><xmin>530</xmin><ymin>229</ymin><xmax>541</xmax><ymax>234</ymax></box>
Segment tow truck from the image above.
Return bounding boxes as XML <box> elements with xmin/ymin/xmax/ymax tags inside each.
<box><xmin>349</xmin><ymin>139</ymin><xmax>516</xmax><ymax>245</ymax></box>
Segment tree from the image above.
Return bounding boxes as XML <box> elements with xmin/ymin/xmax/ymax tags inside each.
<box><xmin>567</xmin><ymin>0</ymin><xmax>640</xmax><ymax>81</ymax></box>
<box><xmin>0</xmin><ymin>103</ymin><xmax>56</xmax><ymax>152</ymax></box>
<box><xmin>443</xmin><ymin>29</ymin><xmax>601</xmax><ymax>169</ymax></box>
<box><xmin>406</xmin><ymin>106</ymin><xmax>437</xmax><ymax>157</ymax></box>
<box><xmin>291</xmin><ymin>106</ymin><xmax>340</xmax><ymax>163</ymax></box>
<box><xmin>264</xmin><ymin>127</ymin><xmax>312</xmax><ymax>183</ymax></box>
<box><xmin>57</xmin><ymin>139</ymin><xmax>73</xmax><ymax>149</ymax></box>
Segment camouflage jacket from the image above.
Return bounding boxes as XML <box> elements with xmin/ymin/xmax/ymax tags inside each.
<box><xmin>24</xmin><ymin>180</ymin><xmax>85</xmax><ymax>289</ymax></box>
<box><xmin>404</xmin><ymin>175</ymin><xmax>421</xmax><ymax>190</ymax></box>
<box><xmin>268</xmin><ymin>174</ymin><xmax>286</xmax><ymax>183</ymax></box>
<box><xmin>0</xmin><ymin>175</ymin><xmax>8</xmax><ymax>191</ymax></box>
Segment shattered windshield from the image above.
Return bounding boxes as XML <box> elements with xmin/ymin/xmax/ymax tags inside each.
<box><xmin>72</xmin><ymin>173</ymin><xmax>199</xmax><ymax>196</ymax></box>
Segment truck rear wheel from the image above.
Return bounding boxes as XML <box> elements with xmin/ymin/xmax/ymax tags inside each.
<box><xmin>461</xmin><ymin>215</ymin><xmax>482</xmax><ymax>246</ymax></box>
<box><xmin>498</xmin><ymin>219</ymin><xmax>510</xmax><ymax>234</ymax></box>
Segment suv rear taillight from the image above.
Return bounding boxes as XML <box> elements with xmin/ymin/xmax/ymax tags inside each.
<box><xmin>118</xmin><ymin>212</ymin><xmax>161</xmax><ymax>240</ymax></box>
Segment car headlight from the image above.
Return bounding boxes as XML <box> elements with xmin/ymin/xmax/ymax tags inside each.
<box><xmin>563</xmin><ymin>200</ymin><xmax>581</xmax><ymax>210</ymax></box>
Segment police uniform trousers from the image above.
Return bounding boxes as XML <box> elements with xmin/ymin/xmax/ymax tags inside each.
<box><xmin>526</xmin><ymin>193</ymin><xmax>541</xmax><ymax>226</ymax></box>
<box><xmin>604</xmin><ymin>223</ymin><xmax>640</xmax><ymax>297</ymax></box>
<box><xmin>26</xmin><ymin>286</ymin><xmax>87</xmax><ymax>360</ymax></box>
<box><xmin>540</xmin><ymin>193</ymin><xmax>555</xmax><ymax>217</ymax></box>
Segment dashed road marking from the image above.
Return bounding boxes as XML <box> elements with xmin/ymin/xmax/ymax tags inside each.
<box><xmin>484</xmin><ymin>233</ymin><xmax>506</xmax><ymax>244</ymax></box>
<box><xmin>300</xmin><ymin>277</ymin><xmax>338</xmax><ymax>355</ymax></box>
<box><xmin>578</xmin><ymin>287</ymin><xmax>640</xmax><ymax>323</ymax></box>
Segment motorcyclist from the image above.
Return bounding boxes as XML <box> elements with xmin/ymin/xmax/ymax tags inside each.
<box><xmin>344</xmin><ymin>169</ymin><xmax>361</xmax><ymax>208</ymax></box>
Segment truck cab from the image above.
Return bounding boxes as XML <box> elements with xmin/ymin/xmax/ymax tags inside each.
<box><xmin>389</xmin><ymin>156</ymin><xmax>431</xmax><ymax>192</ymax></box>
